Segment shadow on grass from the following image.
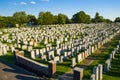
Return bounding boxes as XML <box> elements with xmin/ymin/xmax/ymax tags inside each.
<box><xmin>107</xmin><ymin>70</ymin><xmax>120</xmax><ymax>78</ymax></box>
<box><xmin>0</xmin><ymin>51</ymin><xmax>14</xmax><ymax>64</ymax></box>
<box><xmin>104</xmin><ymin>48</ymin><xmax>120</xmax><ymax>79</ymax></box>
<box><xmin>83</xmin><ymin>64</ymin><xmax>95</xmax><ymax>79</ymax></box>
<box><xmin>24</xmin><ymin>50</ymin><xmax>30</xmax><ymax>58</ymax></box>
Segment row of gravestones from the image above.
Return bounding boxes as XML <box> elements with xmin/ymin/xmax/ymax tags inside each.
<box><xmin>0</xmin><ymin>42</ymin><xmax>15</xmax><ymax>56</ymax></box>
<box><xmin>29</xmin><ymin>28</ymin><xmax>119</xmax><ymax>66</ymax></box>
<box><xmin>104</xmin><ymin>43</ymin><xmax>120</xmax><ymax>73</ymax></box>
<box><xmin>0</xmin><ymin>43</ymin><xmax>7</xmax><ymax>55</ymax></box>
<box><xmin>72</xmin><ymin>43</ymin><xmax>120</xmax><ymax>80</ymax></box>
<box><xmin>30</xmin><ymin>40</ymin><xmax>101</xmax><ymax>64</ymax></box>
<box><xmin>71</xmin><ymin>29</ymin><xmax>120</xmax><ymax>67</ymax></box>
<box><xmin>90</xmin><ymin>64</ymin><xmax>103</xmax><ymax>80</ymax></box>
<box><xmin>0</xmin><ymin>24</ymin><xmax>120</xmax><ymax>63</ymax></box>
<box><xmin>0</xmin><ymin>23</ymin><xmax>118</xmax><ymax>48</ymax></box>
<box><xmin>0</xmin><ymin>24</ymin><xmax>120</xmax><ymax>65</ymax></box>
<box><xmin>90</xmin><ymin>41</ymin><xmax>120</xmax><ymax>80</ymax></box>
<box><xmin>0</xmin><ymin>24</ymin><xmax>118</xmax><ymax>44</ymax></box>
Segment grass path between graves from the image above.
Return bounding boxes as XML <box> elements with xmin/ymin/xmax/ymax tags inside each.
<box><xmin>103</xmin><ymin>50</ymin><xmax>120</xmax><ymax>80</ymax></box>
<box><xmin>80</xmin><ymin>33</ymin><xmax>120</xmax><ymax>80</ymax></box>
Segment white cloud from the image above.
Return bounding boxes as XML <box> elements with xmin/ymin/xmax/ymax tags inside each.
<box><xmin>20</xmin><ymin>2</ymin><xmax>27</xmax><ymax>5</ymax></box>
<box><xmin>41</xmin><ymin>0</ymin><xmax>49</xmax><ymax>2</ymax></box>
<box><xmin>30</xmin><ymin>1</ymin><xmax>36</xmax><ymax>4</ymax></box>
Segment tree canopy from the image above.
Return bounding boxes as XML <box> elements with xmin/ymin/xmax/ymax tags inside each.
<box><xmin>38</xmin><ymin>11</ymin><xmax>54</xmax><ymax>25</ymax></box>
<box><xmin>37</xmin><ymin>12</ymin><xmax>69</xmax><ymax>25</ymax></box>
<box><xmin>57</xmin><ymin>14</ymin><xmax>68</xmax><ymax>24</ymax></box>
<box><xmin>71</xmin><ymin>11</ymin><xmax>91</xmax><ymax>23</ymax></box>
<box><xmin>0</xmin><ymin>11</ymin><xmax>118</xmax><ymax>28</ymax></box>
<box><xmin>13</xmin><ymin>11</ymin><xmax>28</xmax><ymax>26</ymax></box>
<box><xmin>0</xmin><ymin>16</ymin><xmax>16</xmax><ymax>27</ymax></box>
<box><xmin>92</xmin><ymin>12</ymin><xmax>104</xmax><ymax>23</ymax></box>
<box><xmin>28</xmin><ymin>14</ymin><xmax>37</xmax><ymax>25</ymax></box>
<box><xmin>114</xmin><ymin>17</ymin><xmax>120</xmax><ymax>22</ymax></box>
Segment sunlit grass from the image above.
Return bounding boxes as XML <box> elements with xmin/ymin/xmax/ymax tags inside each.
<box><xmin>56</xmin><ymin>59</ymin><xmax>71</xmax><ymax>76</ymax></box>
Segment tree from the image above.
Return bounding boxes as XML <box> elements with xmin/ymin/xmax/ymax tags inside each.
<box><xmin>66</xmin><ymin>17</ymin><xmax>71</xmax><ymax>24</ymax></box>
<box><xmin>104</xmin><ymin>19</ymin><xmax>112</xmax><ymax>23</ymax></box>
<box><xmin>53</xmin><ymin>15</ymin><xmax>58</xmax><ymax>24</ymax></box>
<box><xmin>13</xmin><ymin>11</ymin><xmax>28</xmax><ymax>26</ymax></box>
<box><xmin>28</xmin><ymin>15</ymin><xmax>37</xmax><ymax>25</ymax></box>
<box><xmin>0</xmin><ymin>16</ymin><xmax>5</xmax><ymax>27</ymax></box>
<box><xmin>93</xmin><ymin>12</ymin><xmax>104</xmax><ymax>23</ymax></box>
<box><xmin>0</xmin><ymin>16</ymin><xmax>16</xmax><ymax>27</ymax></box>
<box><xmin>37</xmin><ymin>11</ymin><xmax>54</xmax><ymax>25</ymax></box>
<box><xmin>43</xmin><ymin>12</ymin><xmax>54</xmax><ymax>24</ymax></box>
<box><xmin>57</xmin><ymin>14</ymin><xmax>67</xmax><ymax>24</ymax></box>
<box><xmin>85</xmin><ymin>14</ymin><xmax>91</xmax><ymax>23</ymax></box>
<box><xmin>37</xmin><ymin>12</ymin><xmax>44</xmax><ymax>25</ymax></box>
<box><xmin>114</xmin><ymin>17</ymin><xmax>120</xmax><ymax>22</ymax></box>
<box><xmin>94</xmin><ymin>12</ymin><xmax>99</xmax><ymax>23</ymax></box>
<box><xmin>4</xmin><ymin>16</ymin><xmax>16</xmax><ymax>27</ymax></box>
<box><xmin>71</xmin><ymin>11</ymin><xmax>91</xmax><ymax>23</ymax></box>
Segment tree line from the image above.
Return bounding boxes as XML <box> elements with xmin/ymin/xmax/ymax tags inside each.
<box><xmin>0</xmin><ymin>11</ymin><xmax>120</xmax><ymax>27</ymax></box>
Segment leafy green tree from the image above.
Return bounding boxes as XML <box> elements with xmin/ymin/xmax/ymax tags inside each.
<box><xmin>66</xmin><ymin>16</ymin><xmax>71</xmax><ymax>24</ymax></box>
<box><xmin>94</xmin><ymin>12</ymin><xmax>99</xmax><ymax>23</ymax></box>
<box><xmin>0</xmin><ymin>16</ymin><xmax>5</xmax><ymax>27</ymax></box>
<box><xmin>13</xmin><ymin>11</ymin><xmax>28</xmax><ymax>26</ymax></box>
<box><xmin>71</xmin><ymin>11</ymin><xmax>91</xmax><ymax>23</ymax></box>
<box><xmin>37</xmin><ymin>12</ymin><xmax>44</xmax><ymax>25</ymax></box>
<box><xmin>4</xmin><ymin>16</ymin><xmax>16</xmax><ymax>27</ymax></box>
<box><xmin>104</xmin><ymin>19</ymin><xmax>112</xmax><ymax>23</ymax></box>
<box><xmin>43</xmin><ymin>12</ymin><xmax>54</xmax><ymax>24</ymax></box>
<box><xmin>57</xmin><ymin>14</ymin><xmax>67</xmax><ymax>24</ymax></box>
<box><xmin>114</xmin><ymin>17</ymin><xmax>120</xmax><ymax>22</ymax></box>
<box><xmin>53</xmin><ymin>15</ymin><xmax>58</xmax><ymax>24</ymax></box>
<box><xmin>28</xmin><ymin>14</ymin><xmax>37</xmax><ymax>25</ymax></box>
<box><xmin>0</xmin><ymin>16</ymin><xmax>16</xmax><ymax>27</ymax></box>
<box><xmin>38</xmin><ymin>11</ymin><xmax>54</xmax><ymax>25</ymax></box>
<box><xmin>93</xmin><ymin>12</ymin><xmax>104</xmax><ymax>23</ymax></box>
<box><xmin>85</xmin><ymin>14</ymin><xmax>91</xmax><ymax>23</ymax></box>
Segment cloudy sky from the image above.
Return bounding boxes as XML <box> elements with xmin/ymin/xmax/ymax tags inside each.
<box><xmin>0</xmin><ymin>0</ymin><xmax>120</xmax><ymax>20</ymax></box>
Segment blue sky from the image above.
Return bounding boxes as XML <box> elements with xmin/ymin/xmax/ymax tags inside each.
<box><xmin>0</xmin><ymin>0</ymin><xmax>120</xmax><ymax>20</ymax></box>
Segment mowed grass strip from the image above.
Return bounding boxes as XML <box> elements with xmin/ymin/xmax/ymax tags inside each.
<box><xmin>103</xmin><ymin>49</ymin><xmax>120</xmax><ymax>80</ymax></box>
